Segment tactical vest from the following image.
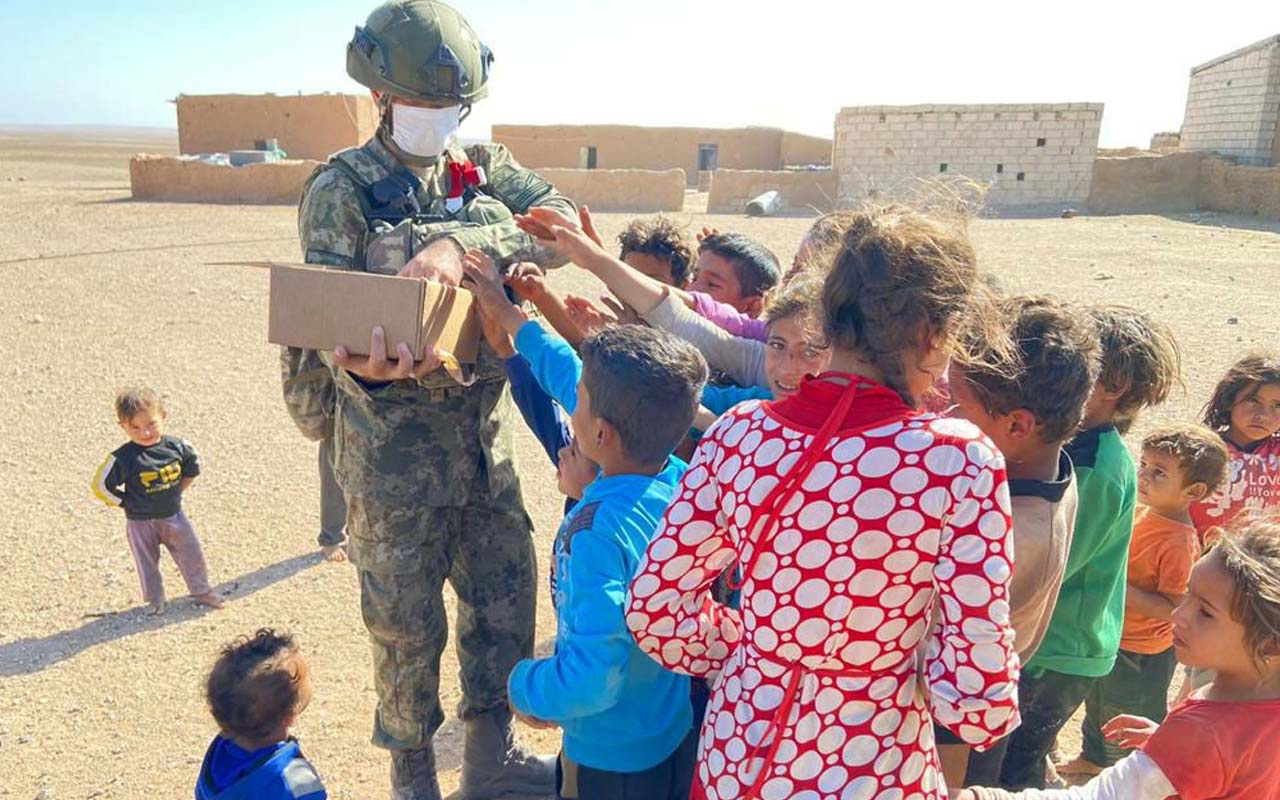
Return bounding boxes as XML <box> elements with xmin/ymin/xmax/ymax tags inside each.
<box><xmin>313</xmin><ymin>144</ymin><xmax>512</xmax><ymax>390</ymax></box>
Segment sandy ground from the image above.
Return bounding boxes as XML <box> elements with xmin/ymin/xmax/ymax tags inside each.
<box><xmin>0</xmin><ymin>127</ymin><xmax>1277</xmax><ymax>799</ymax></box>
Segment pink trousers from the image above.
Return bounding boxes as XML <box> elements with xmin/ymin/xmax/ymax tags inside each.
<box><xmin>125</xmin><ymin>511</ymin><xmax>211</xmax><ymax>602</ymax></box>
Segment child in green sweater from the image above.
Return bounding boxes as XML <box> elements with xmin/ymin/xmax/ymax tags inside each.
<box><xmin>999</xmin><ymin>305</ymin><xmax>1183</xmax><ymax>790</ymax></box>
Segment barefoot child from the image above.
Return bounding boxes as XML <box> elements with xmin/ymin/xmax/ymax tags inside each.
<box><xmin>197</xmin><ymin>629</ymin><xmax>326</xmax><ymax>800</ymax></box>
<box><xmin>1191</xmin><ymin>352</ymin><xmax>1280</xmax><ymax>540</ymax></box>
<box><xmin>961</xmin><ymin>517</ymin><xmax>1280</xmax><ymax>799</ymax></box>
<box><xmin>626</xmin><ymin>205</ymin><xmax>1022</xmax><ymax>800</ymax></box>
<box><xmin>91</xmin><ymin>386</ymin><xmax>222</xmax><ymax>614</ymax></box>
<box><xmin>1061</xmin><ymin>425</ymin><xmax>1229</xmax><ymax>776</ymax></box>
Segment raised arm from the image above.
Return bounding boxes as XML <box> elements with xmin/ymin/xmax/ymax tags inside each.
<box><xmin>642</xmin><ymin>290</ymin><xmax>768</xmax><ymax>388</ymax></box>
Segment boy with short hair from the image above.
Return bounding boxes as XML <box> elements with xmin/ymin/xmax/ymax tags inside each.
<box><xmin>999</xmin><ymin>305</ymin><xmax>1182</xmax><ymax>790</ymax></box>
<box><xmin>462</xmin><ymin>250</ymin><xmax>706</xmax><ymax>800</ymax></box>
<box><xmin>91</xmin><ymin>386</ymin><xmax>222</xmax><ymax>615</ymax></box>
<box><xmin>688</xmin><ymin>231</ymin><xmax>780</xmax><ymax>319</ymax></box>
<box><xmin>942</xmin><ymin>295</ymin><xmax>1101</xmax><ymax>787</ymax></box>
<box><xmin>197</xmin><ymin>629</ymin><xmax>325</xmax><ymax>800</ymax></box>
<box><xmin>1060</xmin><ymin>424</ymin><xmax>1230</xmax><ymax>776</ymax></box>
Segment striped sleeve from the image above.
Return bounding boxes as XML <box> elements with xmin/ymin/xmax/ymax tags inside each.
<box><xmin>91</xmin><ymin>454</ymin><xmax>123</xmax><ymax>507</ymax></box>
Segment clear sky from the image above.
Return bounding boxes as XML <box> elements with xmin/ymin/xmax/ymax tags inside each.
<box><xmin>3</xmin><ymin>1</ymin><xmax>1276</xmax><ymax>148</ymax></box>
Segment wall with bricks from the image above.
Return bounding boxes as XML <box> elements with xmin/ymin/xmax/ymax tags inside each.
<box><xmin>1178</xmin><ymin>35</ymin><xmax>1280</xmax><ymax>167</ymax></box>
<box><xmin>534</xmin><ymin>168</ymin><xmax>685</xmax><ymax>212</ymax></box>
<box><xmin>493</xmin><ymin>124</ymin><xmax>831</xmax><ymax>186</ymax></box>
<box><xmin>129</xmin><ymin>156</ymin><xmax>318</xmax><ymax>204</ymax></box>
<box><xmin>176</xmin><ymin>94</ymin><xmax>377</xmax><ymax>161</ymax></box>
<box><xmin>707</xmin><ymin>170</ymin><xmax>837</xmax><ymax>214</ymax></box>
<box><xmin>833</xmin><ymin>103</ymin><xmax>1103</xmax><ymax>209</ymax></box>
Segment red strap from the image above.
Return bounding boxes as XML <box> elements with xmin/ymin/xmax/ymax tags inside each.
<box><xmin>729</xmin><ymin>380</ymin><xmax>861</xmax><ymax>591</ymax></box>
<box><xmin>447</xmin><ymin>159</ymin><xmax>482</xmax><ymax>199</ymax></box>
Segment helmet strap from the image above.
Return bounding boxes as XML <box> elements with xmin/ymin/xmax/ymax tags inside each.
<box><xmin>459</xmin><ymin>104</ymin><xmax>473</xmax><ymax>123</ymax></box>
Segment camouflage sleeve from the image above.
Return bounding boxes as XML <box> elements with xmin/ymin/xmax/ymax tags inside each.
<box><xmin>450</xmin><ymin>143</ymin><xmax>578</xmax><ymax>269</ymax></box>
<box><xmin>297</xmin><ymin>167</ymin><xmax>366</xmax><ymax>269</ymax></box>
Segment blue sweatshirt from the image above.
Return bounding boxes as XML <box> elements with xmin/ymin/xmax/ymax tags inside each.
<box><xmin>508</xmin><ymin>321</ymin><xmax>692</xmax><ymax>772</ymax></box>
<box><xmin>196</xmin><ymin>736</ymin><xmax>325</xmax><ymax>800</ymax></box>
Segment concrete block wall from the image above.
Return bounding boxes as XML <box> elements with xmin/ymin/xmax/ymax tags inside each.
<box><xmin>833</xmin><ymin>103</ymin><xmax>1103</xmax><ymax>208</ymax></box>
<box><xmin>1178</xmin><ymin>35</ymin><xmax>1280</xmax><ymax>166</ymax></box>
<box><xmin>707</xmin><ymin>170</ymin><xmax>837</xmax><ymax>214</ymax></box>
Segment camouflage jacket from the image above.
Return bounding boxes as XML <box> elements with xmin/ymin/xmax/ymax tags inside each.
<box><xmin>297</xmin><ymin>134</ymin><xmax>577</xmax><ymax>506</ymax></box>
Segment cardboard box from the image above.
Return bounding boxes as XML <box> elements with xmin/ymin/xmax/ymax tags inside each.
<box><xmin>267</xmin><ymin>263</ymin><xmax>481</xmax><ymax>362</ymax></box>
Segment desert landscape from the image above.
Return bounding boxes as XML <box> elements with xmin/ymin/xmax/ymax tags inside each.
<box><xmin>0</xmin><ymin>126</ymin><xmax>1277</xmax><ymax>799</ymax></box>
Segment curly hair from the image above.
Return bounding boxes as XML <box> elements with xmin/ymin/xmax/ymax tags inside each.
<box><xmin>1142</xmin><ymin>424</ymin><xmax>1231</xmax><ymax>496</ymax></box>
<box><xmin>1088</xmin><ymin>305</ymin><xmax>1183</xmax><ymax>434</ymax></box>
<box><xmin>206</xmin><ymin>629</ymin><xmax>306</xmax><ymax>744</ymax></box>
<box><xmin>1212</xmin><ymin>518</ymin><xmax>1280</xmax><ymax>674</ymax></box>
<box><xmin>1202</xmin><ymin>352</ymin><xmax>1280</xmax><ymax>431</ymax></box>
<box><xmin>822</xmin><ymin>204</ymin><xmax>1013</xmax><ymax>406</ymax></box>
<box><xmin>957</xmin><ymin>295</ymin><xmax>1101</xmax><ymax>444</ymax></box>
<box><xmin>115</xmin><ymin>386</ymin><xmax>163</xmax><ymax>422</ymax></box>
<box><xmin>617</xmin><ymin>216</ymin><xmax>695</xmax><ymax>287</ymax></box>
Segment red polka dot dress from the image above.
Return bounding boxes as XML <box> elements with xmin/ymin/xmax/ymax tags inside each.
<box><xmin>626</xmin><ymin>375</ymin><xmax>1020</xmax><ymax>800</ymax></box>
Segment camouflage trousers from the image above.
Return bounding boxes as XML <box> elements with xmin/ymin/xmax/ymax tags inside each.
<box><xmin>347</xmin><ymin>487</ymin><xmax>536</xmax><ymax>751</ymax></box>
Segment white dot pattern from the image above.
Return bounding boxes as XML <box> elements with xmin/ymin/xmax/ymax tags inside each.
<box><xmin>626</xmin><ymin>401</ymin><xmax>1020</xmax><ymax>800</ymax></box>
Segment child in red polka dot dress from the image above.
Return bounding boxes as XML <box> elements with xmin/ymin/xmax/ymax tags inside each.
<box><xmin>626</xmin><ymin>206</ymin><xmax>1022</xmax><ymax>800</ymax></box>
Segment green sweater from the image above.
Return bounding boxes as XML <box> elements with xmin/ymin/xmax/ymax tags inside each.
<box><xmin>1026</xmin><ymin>425</ymin><xmax>1136</xmax><ymax>678</ymax></box>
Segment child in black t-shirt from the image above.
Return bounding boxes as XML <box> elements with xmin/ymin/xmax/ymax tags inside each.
<box><xmin>91</xmin><ymin>386</ymin><xmax>223</xmax><ymax>615</ymax></box>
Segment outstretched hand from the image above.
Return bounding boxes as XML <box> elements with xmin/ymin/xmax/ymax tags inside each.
<box><xmin>514</xmin><ymin>206</ymin><xmax>610</xmax><ymax>269</ymax></box>
<box><xmin>460</xmin><ymin>249</ymin><xmax>528</xmax><ymax>336</ymax></box>
<box><xmin>563</xmin><ymin>293</ymin><xmax>618</xmax><ymax>335</ymax></box>
<box><xmin>1103</xmin><ymin>714</ymin><xmax>1159</xmax><ymax>750</ymax></box>
<box><xmin>334</xmin><ymin>325</ymin><xmax>443</xmax><ymax>381</ymax></box>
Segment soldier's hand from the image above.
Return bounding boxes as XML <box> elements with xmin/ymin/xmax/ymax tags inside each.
<box><xmin>400</xmin><ymin>238</ymin><xmax>464</xmax><ymax>286</ymax></box>
<box><xmin>334</xmin><ymin>326</ymin><xmax>443</xmax><ymax>381</ymax></box>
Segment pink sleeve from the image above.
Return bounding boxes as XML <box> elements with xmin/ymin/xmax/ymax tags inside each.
<box><xmin>926</xmin><ymin>432</ymin><xmax>1022</xmax><ymax>749</ymax></box>
<box><xmin>691</xmin><ymin>291</ymin><xmax>769</xmax><ymax>342</ymax></box>
<box><xmin>626</xmin><ymin>420</ymin><xmax>743</xmax><ymax>677</ymax></box>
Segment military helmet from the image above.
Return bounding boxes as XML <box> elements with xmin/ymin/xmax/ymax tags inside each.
<box><xmin>347</xmin><ymin>0</ymin><xmax>494</xmax><ymax>105</ymax></box>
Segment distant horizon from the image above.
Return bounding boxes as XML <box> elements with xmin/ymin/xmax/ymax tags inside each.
<box><xmin>3</xmin><ymin>1</ymin><xmax>1274</xmax><ymax>150</ymax></box>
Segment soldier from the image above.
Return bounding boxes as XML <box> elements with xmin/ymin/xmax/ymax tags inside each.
<box><xmin>291</xmin><ymin>2</ymin><xmax>576</xmax><ymax>798</ymax></box>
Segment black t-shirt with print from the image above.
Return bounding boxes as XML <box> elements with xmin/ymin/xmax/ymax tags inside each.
<box><xmin>99</xmin><ymin>435</ymin><xmax>201</xmax><ymax>520</ymax></box>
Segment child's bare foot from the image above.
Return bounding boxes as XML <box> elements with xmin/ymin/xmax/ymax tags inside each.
<box><xmin>321</xmin><ymin>543</ymin><xmax>348</xmax><ymax>563</ymax></box>
<box><xmin>192</xmin><ymin>592</ymin><xmax>225</xmax><ymax>609</ymax></box>
<box><xmin>1056</xmin><ymin>756</ymin><xmax>1104</xmax><ymax>777</ymax></box>
<box><xmin>146</xmin><ymin>600</ymin><xmax>167</xmax><ymax>616</ymax></box>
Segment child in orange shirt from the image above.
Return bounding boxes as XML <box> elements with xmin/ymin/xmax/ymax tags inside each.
<box><xmin>1061</xmin><ymin>424</ymin><xmax>1229</xmax><ymax>775</ymax></box>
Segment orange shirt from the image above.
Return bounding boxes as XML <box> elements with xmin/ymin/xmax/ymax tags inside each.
<box><xmin>1120</xmin><ymin>505</ymin><xmax>1199</xmax><ymax>654</ymax></box>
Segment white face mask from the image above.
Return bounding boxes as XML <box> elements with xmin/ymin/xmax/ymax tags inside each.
<box><xmin>389</xmin><ymin>103</ymin><xmax>461</xmax><ymax>158</ymax></box>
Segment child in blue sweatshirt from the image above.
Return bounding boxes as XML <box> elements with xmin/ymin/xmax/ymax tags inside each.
<box><xmin>463</xmin><ymin>249</ymin><xmax>707</xmax><ymax>800</ymax></box>
<box><xmin>196</xmin><ymin>629</ymin><xmax>325</xmax><ymax>800</ymax></box>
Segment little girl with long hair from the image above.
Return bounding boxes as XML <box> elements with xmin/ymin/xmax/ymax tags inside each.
<box><xmin>626</xmin><ymin>205</ymin><xmax>1021</xmax><ymax>800</ymax></box>
<box><xmin>1191</xmin><ymin>353</ymin><xmax>1280</xmax><ymax>540</ymax></box>
<box><xmin>962</xmin><ymin>517</ymin><xmax>1280</xmax><ymax>799</ymax></box>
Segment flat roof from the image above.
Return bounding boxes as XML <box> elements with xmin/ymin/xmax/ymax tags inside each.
<box><xmin>1191</xmin><ymin>34</ymin><xmax>1280</xmax><ymax>75</ymax></box>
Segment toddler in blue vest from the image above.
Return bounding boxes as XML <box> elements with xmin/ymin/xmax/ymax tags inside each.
<box><xmin>196</xmin><ymin>629</ymin><xmax>325</xmax><ymax>800</ymax></box>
